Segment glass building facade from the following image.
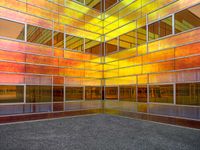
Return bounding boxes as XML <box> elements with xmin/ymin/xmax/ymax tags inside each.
<box><xmin>0</xmin><ymin>0</ymin><xmax>200</xmax><ymax>123</ymax></box>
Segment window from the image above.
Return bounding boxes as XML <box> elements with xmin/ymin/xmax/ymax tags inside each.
<box><xmin>119</xmin><ymin>86</ymin><xmax>136</xmax><ymax>101</ymax></box>
<box><xmin>105</xmin><ymin>0</ymin><xmax>119</xmax><ymax>11</ymax></box>
<box><xmin>176</xmin><ymin>83</ymin><xmax>200</xmax><ymax>105</ymax></box>
<box><xmin>105</xmin><ymin>87</ymin><xmax>118</xmax><ymax>100</ymax></box>
<box><xmin>0</xmin><ymin>18</ymin><xmax>25</xmax><ymax>40</ymax></box>
<box><xmin>148</xmin><ymin>16</ymin><xmax>172</xmax><ymax>41</ymax></box>
<box><xmin>105</xmin><ymin>38</ymin><xmax>118</xmax><ymax>54</ymax></box>
<box><xmin>26</xmin><ymin>85</ymin><xmax>52</xmax><ymax>103</ymax></box>
<box><xmin>149</xmin><ymin>85</ymin><xmax>173</xmax><ymax>103</ymax></box>
<box><xmin>85</xmin><ymin>86</ymin><xmax>101</xmax><ymax>100</ymax></box>
<box><xmin>175</xmin><ymin>4</ymin><xmax>200</xmax><ymax>33</ymax></box>
<box><xmin>27</xmin><ymin>25</ymin><xmax>52</xmax><ymax>46</ymax></box>
<box><xmin>119</xmin><ymin>30</ymin><xmax>137</xmax><ymax>51</ymax></box>
<box><xmin>85</xmin><ymin>39</ymin><xmax>102</xmax><ymax>55</ymax></box>
<box><xmin>53</xmin><ymin>31</ymin><xmax>64</xmax><ymax>48</ymax></box>
<box><xmin>137</xmin><ymin>85</ymin><xmax>147</xmax><ymax>102</ymax></box>
<box><xmin>53</xmin><ymin>86</ymin><xmax>64</xmax><ymax>102</ymax></box>
<box><xmin>137</xmin><ymin>26</ymin><xmax>146</xmax><ymax>45</ymax></box>
<box><xmin>65</xmin><ymin>34</ymin><xmax>84</xmax><ymax>52</ymax></box>
<box><xmin>65</xmin><ymin>87</ymin><xmax>83</xmax><ymax>100</ymax></box>
<box><xmin>0</xmin><ymin>85</ymin><xmax>24</xmax><ymax>103</ymax></box>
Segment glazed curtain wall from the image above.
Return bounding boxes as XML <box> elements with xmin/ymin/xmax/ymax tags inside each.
<box><xmin>0</xmin><ymin>0</ymin><xmax>103</xmax><ymax>115</ymax></box>
<box><xmin>0</xmin><ymin>0</ymin><xmax>200</xmax><ymax>121</ymax></box>
<box><xmin>104</xmin><ymin>1</ymin><xmax>200</xmax><ymax>121</ymax></box>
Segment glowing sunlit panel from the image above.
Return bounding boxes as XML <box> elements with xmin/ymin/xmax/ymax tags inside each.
<box><xmin>0</xmin><ymin>50</ymin><xmax>25</xmax><ymax>62</ymax></box>
<box><xmin>25</xmin><ymin>75</ymin><xmax>52</xmax><ymax>85</ymax></box>
<box><xmin>59</xmin><ymin>58</ymin><xmax>84</xmax><ymax>69</ymax></box>
<box><xmin>119</xmin><ymin>56</ymin><xmax>142</xmax><ymax>68</ymax></box>
<box><xmin>104</xmin><ymin>61</ymin><xmax>118</xmax><ymax>70</ymax></box>
<box><xmin>105</xmin><ymin>78</ymin><xmax>119</xmax><ymax>86</ymax></box>
<box><xmin>104</xmin><ymin>70</ymin><xmax>118</xmax><ymax>78</ymax></box>
<box><xmin>26</xmin><ymin>54</ymin><xmax>58</xmax><ymax>66</ymax></box>
<box><xmin>143</xmin><ymin>48</ymin><xmax>174</xmax><ymax>64</ymax></box>
<box><xmin>27</xmin><ymin>4</ymin><xmax>58</xmax><ymax>22</ymax></box>
<box><xmin>0</xmin><ymin>0</ymin><xmax>26</xmax><ymax>12</ymax></box>
<box><xmin>53</xmin><ymin>76</ymin><xmax>64</xmax><ymax>85</ymax></box>
<box><xmin>175</xmin><ymin>56</ymin><xmax>200</xmax><ymax>70</ymax></box>
<box><xmin>85</xmin><ymin>62</ymin><xmax>102</xmax><ymax>71</ymax></box>
<box><xmin>85</xmin><ymin>70</ymin><xmax>102</xmax><ymax>78</ymax></box>
<box><xmin>117</xmin><ymin>76</ymin><xmax>137</xmax><ymax>85</ymax></box>
<box><xmin>27</xmin><ymin>0</ymin><xmax>58</xmax><ymax>12</ymax></box>
<box><xmin>54</xmin><ymin>22</ymin><xmax>65</xmax><ymax>33</ymax></box>
<box><xmin>137</xmin><ymin>16</ymin><xmax>146</xmax><ymax>28</ymax></box>
<box><xmin>0</xmin><ymin>7</ymin><xmax>52</xmax><ymax>29</ymax></box>
<box><xmin>25</xmin><ymin>44</ymin><xmax>53</xmax><ymax>56</ymax></box>
<box><xmin>148</xmin><ymin>28</ymin><xmax>200</xmax><ymax>52</ymax></box>
<box><xmin>175</xmin><ymin>42</ymin><xmax>200</xmax><ymax>58</ymax></box>
<box><xmin>149</xmin><ymin>72</ymin><xmax>175</xmax><ymax>84</ymax></box>
<box><xmin>148</xmin><ymin>0</ymin><xmax>200</xmax><ymax>23</ymax></box>
<box><xmin>176</xmin><ymin>70</ymin><xmax>200</xmax><ymax>83</ymax></box>
<box><xmin>54</xmin><ymin>48</ymin><xmax>64</xmax><ymax>57</ymax></box>
<box><xmin>26</xmin><ymin>64</ymin><xmax>59</xmax><ymax>75</ymax></box>
<box><xmin>84</xmin><ymin>79</ymin><xmax>101</xmax><ymax>86</ymax></box>
<box><xmin>119</xmin><ymin>66</ymin><xmax>142</xmax><ymax>76</ymax></box>
<box><xmin>137</xmin><ymin>44</ymin><xmax>147</xmax><ymax>55</ymax></box>
<box><xmin>143</xmin><ymin>60</ymin><xmax>174</xmax><ymax>74</ymax></box>
<box><xmin>105</xmin><ymin>22</ymin><xmax>136</xmax><ymax>40</ymax></box>
<box><xmin>0</xmin><ymin>62</ymin><xmax>25</xmax><ymax>73</ymax></box>
<box><xmin>0</xmin><ymin>73</ymin><xmax>24</xmax><ymax>84</ymax></box>
<box><xmin>138</xmin><ymin>75</ymin><xmax>148</xmax><ymax>84</ymax></box>
<box><xmin>65</xmin><ymin>77</ymin><xmax>84</xmax><ymax>86</ymax></box>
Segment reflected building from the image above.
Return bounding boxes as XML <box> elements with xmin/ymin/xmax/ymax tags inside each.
<box><xmin>0</xmin><ymin>0</ymin><xmax>200</xmax><ymax>126</ymax></box>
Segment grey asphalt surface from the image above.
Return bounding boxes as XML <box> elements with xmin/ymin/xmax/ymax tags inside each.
<box><xmin>0</xmin><ymin>114</ymin><xmax>200</xmax><ymax>150</ymax></box>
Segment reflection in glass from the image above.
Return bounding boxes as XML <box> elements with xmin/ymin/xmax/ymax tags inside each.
<box><xmin>105</xmin><ymin>38</ymin><xmax>118</xmax><ymax>54</ymax></box>
<box><xmin>175</xmin><ymin>4</ymin><xmax>200</xmax><ymax>33</ymax></box>
<box><xmin>26</xmin><ymin>85</ymin><xmax>52</xmax><ymax>103</ymax></box>
<box><xmin>137</xmin><ymin>26</ymin><xmax>146</xmax><ymax>45</ymax></box>
<box><xmin>65</xmin><ymin>87</ymin><xmax>83</xmax><ymax>100</ymax></box>
<box><xmin>66</xmin><ymin>34</ymin><xmax>84</xmax><ymax>51</ymax></box>
<box><xmin>53</xmin><ymin>86</ymin><xmax>64</xmax><ymax>102</ymax></box>
<box><xmin>85</xmin><ymin>39</ymin><xmax>101</xmax><ymax>55</ymax></box>
<box><xmin>176</xmin><ymin>83</ymin><xmax>200</xmax><ymax>105</ymax></box>
<box><xmin>149</xmin><ymin>85</ymin><xmax>173</xmax><ymax>103</ymax></box>
<box><xmin>119</xmin><ymin>86</ymin><xmax>136</xmax><ymax>101</ymax></box>
<box><xmin>0</xmin><ymin>18</ymin><xmax>25</xmax><ymax>40</ymax></box>
<box><xmin>54</xmin><ymin>31</ymin><xmax>64</xmax><ymax>48</ymax></box>
<box><xmin>148</xmin><ymin>16</ymin><xmax>172</xmax><ymax>41</ymax></box>
<box><xmin>105</xmin><ymin>87</ymin><xmax>118</xmax><ymax>100</ymax></box>
<box><xmin>27</xmin><ymin>25</ymin><xmax>52</xmax><ymax>46</ymax></box>
<box><xmin>119</xmin><ymin>30</ymin><xmax>137</xmax><ymax>51</ymax></box>
<box><xmin>137</xmin><ymin>85</ymin><xmax>147</xmax><ymax>102</ymax></box>
<box><xmin>85</xmin><ymin>86</ymin><xmax>101</xmax><ymax>100</ymax></box>
<box><xmin>0</xmin><ymin>85</ymin><xmax>24</xmax><ymax>103</ymax></box>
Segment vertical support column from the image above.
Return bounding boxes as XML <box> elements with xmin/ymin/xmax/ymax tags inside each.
<box><xmin>64</xmin><ymin>77</ymin><xmax>66</xmax><ymax>111</ymax></box>
<box><xmin>172</xmin><ymin>13</ymin><xmax>175</xmax><ymax>35</ymax></box>
<box><xmin>83</xmin><ymin>86</ymin><xmax>85</xmax><ymax>101</ymax></box>
<box><xmin>118</xmin><ymin>85</ymin><xmax>120</xmax><ymax>101</ymax></box>
<box><xmin>173</xmin><ymin>83</ymin><xmax>176</xmax><ymax>105</ymax></box>
<box><xmin>51</xmin><ymin>76</ymin><xmax>54</xmax><ymax>112</ymax></box>
<box><xmin>24</xmin><ymin>84</ymin><xmax>26</xmax><ymax>104</ymax></box>
<box><xmin>147</xmin><ymin>84</ymin><xmax>150</xmax><ymax>113</ymax></box>
<box><xmin>25</xmin><ymin>23</ymin><xmax>27</xmax><ymax>42</ymax></box>
<box><xmin>146</xmin><ymin>14</ymin><xmax>149</xmax><ymax>53</ymax></box>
